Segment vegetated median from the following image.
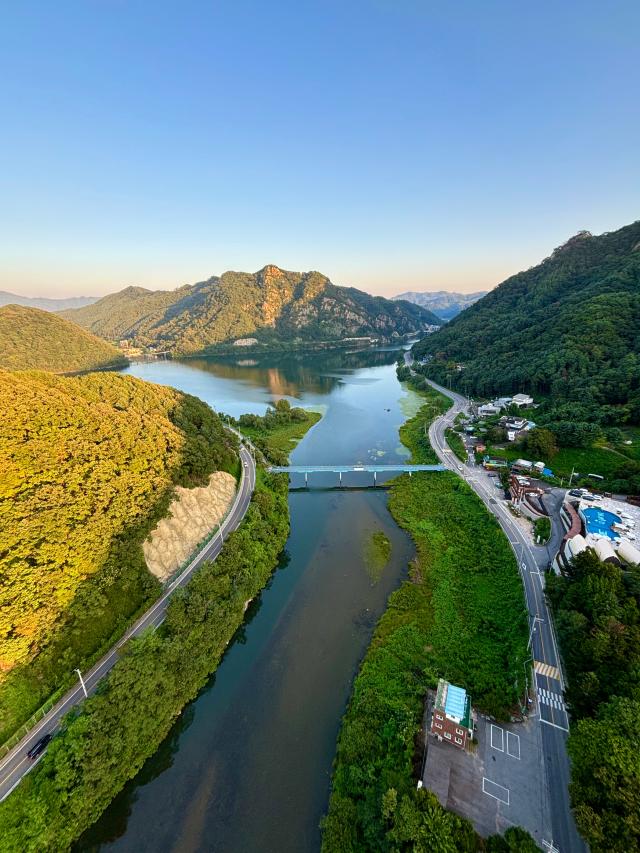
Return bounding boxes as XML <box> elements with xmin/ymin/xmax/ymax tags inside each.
<box><xmin>0</xmin><ymin>403</ymin><xmax>321</xmax><ymax>852</ymax></box>
<box><xmin>321</xmin><ymin>378</ymin><xmax>531</xmax><ymax>852</ymax></box>
<box><xmin>445</xmin><ymin>427</ymin><xmax>467</xmax><ymax>463</ymax></box>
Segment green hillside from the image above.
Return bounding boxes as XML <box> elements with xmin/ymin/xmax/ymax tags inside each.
<box><xmin>414</xmin><ymin>221</ymin><xmax>640</xmax><ymax>429</ymax></box>
<box><xmin>0</xmin><ymin>370</ymin><xmax>237</xmax><ymax>739</ymax></box>
<box><xmin>0</xmin><ymin>304</ymin><xmax>127</xmax><ymax>373</ymax></box>
<box><xmin>62</xmin><ymin>265</ymin><xmax>441</xmax><ymax>353</ymax></box>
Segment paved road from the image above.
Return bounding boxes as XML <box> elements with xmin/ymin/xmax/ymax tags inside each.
<box><xmin>414</xmin><ymin>366</ymin><xmax>584</xmax><ymax>852</ymax></box>
<box><xmin>0</xmin><ymin>443</ymin><xmax>256</xmax><ymax>802</ymax></box>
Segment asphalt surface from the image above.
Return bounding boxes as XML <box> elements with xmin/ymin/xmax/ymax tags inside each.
<box><xmin>0</xmin><ymin>442</ymin><xmax>256</xmax><ymax>803</ymax></box>
<box><xmin>409</xmin><ymin>359</ymin><xmax>584</xmax><ymax>851</ymax></box>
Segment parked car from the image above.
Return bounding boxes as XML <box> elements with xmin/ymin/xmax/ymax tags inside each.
<box><xmin>27</xmin><ymin>733</ymin><xmax>52</xmax><ymax>760</ymax></box>
<box><xmin>568</xmin><ymin>489</ymin><xmax>582</xmax><ymax>497</ymax></box>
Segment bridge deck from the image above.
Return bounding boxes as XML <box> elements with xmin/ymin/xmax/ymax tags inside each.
<box><xmin>269</xmin><ymin>464</ymin><xmax>445</xmax><ymax>473</ymax></box>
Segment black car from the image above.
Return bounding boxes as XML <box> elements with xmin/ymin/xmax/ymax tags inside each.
<box><xmin>568</xmin><ymin>489</ymin><xmax>583</xmax><ymax>497</ymax></box>
<box><xmin>27</xmin><ymin>733</ymin><xmax>52</xmax><ymax>760</ymax></box>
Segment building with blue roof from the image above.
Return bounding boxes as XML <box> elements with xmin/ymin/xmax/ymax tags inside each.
<box><xmin>431</xmin><ymin>679</ymin><xmax>473</xmax><ymax>749</ymax></box>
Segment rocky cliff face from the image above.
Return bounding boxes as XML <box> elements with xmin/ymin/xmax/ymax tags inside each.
<box><xmin>143</xmin><ymin>472</ymin><xmax>236</xmax><ymax>581</ymax></box>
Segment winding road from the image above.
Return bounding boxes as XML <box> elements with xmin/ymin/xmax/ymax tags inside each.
<box><xmin>0</xmin><ymin>442</ymin><xmax>256</xmax><ymax>803</ymax></box>
<box><xmin>419</xmin><ymin>366</ymin><xmax>585</xmax><ymax>852</ymax></box>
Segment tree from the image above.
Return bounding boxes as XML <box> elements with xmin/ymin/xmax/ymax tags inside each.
<box><xmin>568</xmin><ymin>697</ymin><xmax>640</xmax><ymax>853</ymax></box>
<box><xmin>526</xmin><ymin>427</ymin><xmax>558</xmax><ymax>460</ymax></box>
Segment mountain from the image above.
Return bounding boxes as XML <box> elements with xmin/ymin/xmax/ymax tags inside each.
<box><xmin>413</xmin><ymin>221</ymin><xmax>640</xmax><ymax>425</ymax></box>
<box><xmin>0</xmin><ymin>291</ymin><xmax>98</xmax><ymax>312</ymax></box>
<box><xmin>392</xmin><ymin>290</ymin><xmax>487</xmax><ymax>321</ymax></box>
<box><xmin>0</xmin><ymin>305</ymin><xmax>127</xmax><ymax>373</ymax></box>
<box><xmin>62</xmin><ymin>265</ymin><xmax>441</xmax><ymax>354</ymax></box>
<box><xmin>0</xmin><ymin>369</ymin><xmax>236</xmax><ymax>726</ymax></box>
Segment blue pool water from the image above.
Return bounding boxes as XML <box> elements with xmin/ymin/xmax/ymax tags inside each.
<box><xmin>582</xmin><ymin>507</ymin><xmax>621</xmax><ymax>540</ymax></box>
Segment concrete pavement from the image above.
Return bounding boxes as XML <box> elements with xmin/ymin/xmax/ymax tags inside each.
<box><xmin>0</xmin><ymin>443</ymin><xmax>256</xmax><ymax>802</ymax></box>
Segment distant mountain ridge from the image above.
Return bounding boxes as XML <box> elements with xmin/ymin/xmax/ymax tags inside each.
<box><xmin>392</xmin><ymin>290</ymin><xmax>487</xmax><ymax>321</ymax></box>
<box><xmin>0</xmin><ymin>305</ymin><xmax>127</xmax><ymax>373</ymax></box>
<box><xmin>0</xmin><ymin>291</ymin><xmax>98</xmax><ymax>312</ymax></box>
<box><xmin>62</xmin><ymin>265</ymin><xmax>441</xmax><ymax>354</ymax></box>
<box><xmin>413</xmin><ymin>221</ymin><xmax>640</xmax><ymax>424</ymax></box>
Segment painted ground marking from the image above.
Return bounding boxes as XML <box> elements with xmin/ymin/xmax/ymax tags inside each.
<box><xmin>482</xmin><ymin>777</ymin><xmax>509</xmax><ymax>805</ymax></box>
<box><xmin>506</xmin><ymin>731</ymin><xmax>520</xmax><ymax>760</ymax></box>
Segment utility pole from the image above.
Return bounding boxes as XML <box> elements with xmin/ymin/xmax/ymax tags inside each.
<box><xmin>567</xmin><ymin>466</ymin><xmax>576</xmax><ymax>487</ymax></box>
<box><xmin>75</xmin><ymin>668</ymin><xmax>88</xmax><ymax>698</ymax></box>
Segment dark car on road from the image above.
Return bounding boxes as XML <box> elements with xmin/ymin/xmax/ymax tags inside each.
<box><xmin>27</xmin><ymin>733</ymin><xmax>52</xmax><ymax>760</ymax></box>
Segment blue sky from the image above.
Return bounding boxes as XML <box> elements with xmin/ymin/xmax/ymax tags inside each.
<box><xmin>1</xmin><ymin>1</ymin><xmax>638</xmax><ymax>298</ymax></box>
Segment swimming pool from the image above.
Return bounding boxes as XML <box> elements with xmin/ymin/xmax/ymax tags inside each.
<box><xmin>582</xmin><ymin>507</ymin><xmax>621</xmax><ymax>540</ymax></box>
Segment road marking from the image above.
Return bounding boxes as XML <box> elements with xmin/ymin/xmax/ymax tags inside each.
<box><xmin>540</xmin><ymin>717</ymin><xmax>569</xmax><ymax>732</ymax></box>
<box><xmin>482</xmin><ymin>777</ymin><xmax>509</xmax><ymax>805</ymax></box>
<box><xmin>542</xmin><ymin>840</ymin><xmax>560</xmax><ymax>852</ymax></box>
<box><xmin>538</xmin><ymin>688</ymin><xmax>565</xmax><ymax>711</ymax></box>
<box><xmin>490</xmin><ymin>724</ymin><xmax>504</xmax><ymax>752</ymax></box>
<box><xmin>535</xmin><ymin>661</ymin><xmax>561</xmax><ymax>680</ymax></box>
<box><xmin>506</xmin><ymin>731</ymin><xmax>520</xmax><ymax>760</ymax></box>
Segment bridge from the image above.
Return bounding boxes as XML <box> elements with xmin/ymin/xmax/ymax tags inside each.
<box><xmin>268</xmin><ymin>463</ymin><xmax>445</xmax><ymax>488</ymax></box>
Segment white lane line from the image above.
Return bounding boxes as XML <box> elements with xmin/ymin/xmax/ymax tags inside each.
<box><xmin>540</xmin><ymin>718</ymin><xmax>569</xmax><ymax>733</ymax></box>
<box><xmin>506</xmin><ymin>731</ymin><xmax>521</xmax><ymax>760</ymax></box>
<box><xmin>482</xmin><ymin>777</ymin><xmax>510</xmax><ymax>805</ymax></box>
<box><xmin>490</xmin><ymin>724</ymin><xmax>504</xmax><ymax>752</ymax></box>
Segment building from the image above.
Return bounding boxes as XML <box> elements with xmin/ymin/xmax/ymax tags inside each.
<box><xmin>478</xmin><ymin>403</ymin><xmax>501</xmax><ymax>417</ymax></box>
<box><xmin>552</xmin><ymin>495</ymin><xmax>640</xmax><ymax>574</ymax></box>
<box><xmin>430</xmin><ymin>679</ymin><xmax>473</xmax><ymax>749</ymax></box>
<box><xmin>511</xmin><ymin>393</ymin><xmax>534</xmax><ymax>407</ymax></box>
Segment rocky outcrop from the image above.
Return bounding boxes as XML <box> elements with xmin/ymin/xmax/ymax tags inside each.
<box><xmin>143</xmin><ymin>472</ymin><xmax>237</xmax><ymax>580</ymax></box>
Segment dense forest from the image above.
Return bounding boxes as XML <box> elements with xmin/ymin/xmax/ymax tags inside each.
<box><xmin>0</xmin><ymin>305</ymin><xmax>126</xmax><ymax>373</ymax></box>
<box><xmin>322</xmin><ymin>385</ymin><xmax>530</xmax><ymax>851</ymax></box>
<box><xmin>413</xmin><ymin>221</ymin><xmax>640</xmax><ymax>431</ymax></box>
<box><xmin>546</xmin><ymin>550</ymin><xmax>640</xmax><ymax>852</ymax></box>
<box><xmin>0</xmin><ymin>370</ymin><xmax>237</xmax><ymax>741</ymax></box>
<box><xmin>62</xmin><ymin>265</ymin><xmax>441</xmax><ymax>353</ymax></box>
<box><xmin>0</xmin><ymin>470</ymin><xmax>290</xmax><ymax>852</ymax></box>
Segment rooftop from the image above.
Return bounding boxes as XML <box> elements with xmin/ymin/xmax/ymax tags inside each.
<box><xmin>435</xmin><ymin>678</ymin><xmax>472</xmax><ymax>728</ymax></box>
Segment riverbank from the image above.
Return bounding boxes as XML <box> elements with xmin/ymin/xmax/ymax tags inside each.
<box><xmin>322</xmin><ymin>384</ymin><xmax>530</xmax><ymax>850</ymax></box>
<box><xmin>0</xmin><ymin>412</ymin><xmax>320</xmax><ymax>852</ymax></box>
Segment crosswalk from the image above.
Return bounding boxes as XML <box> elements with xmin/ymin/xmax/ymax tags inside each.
<box><xmin>538</xmin><ymin>687</ymin><xmax>565</xmax><ymax>711</ymax></box>
<box><xmin>534</xmin><ymin>660</ymin><xmax>561</xmax><ymax>680</ymax></box>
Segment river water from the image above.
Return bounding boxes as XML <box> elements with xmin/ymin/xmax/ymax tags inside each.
<box><xmin>78</xmin><ymin>347</ymin><xmax>422</xmax><ymax>853</ymax></box>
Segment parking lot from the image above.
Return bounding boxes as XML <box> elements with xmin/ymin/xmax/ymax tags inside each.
<box><xmin>423</xmin><ymin>712</ymin><xmax>550</xmax><ymax>845</ymax></box>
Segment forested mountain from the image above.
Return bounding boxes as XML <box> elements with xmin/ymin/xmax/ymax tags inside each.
<box><xmin>0</xmin><ymin>370</ymin><xmax>237</xmax><ymax>739</ymax></box>
<box><xmin>62</xmin><ymin>265</ymin><xmax>440</xmax><ymax>353</ymax></box>
<box><xmin>0</xmin><ymin>305</ymin><xmax>126</xmax><ymax>373</ymax></box>
<box><xmin>393</xmin><ymin>289</ymin><xmax>487</xmax><ymax>320</ymax></box>
<box><xmin>413</xmin><ymin>221</ymin><xmax>640</xmax><ymax>426</ymax></box>
<box><xmin>0</xmin><ymin>291</ymin><xmax>97</xmax><ymax>312</ymax></box>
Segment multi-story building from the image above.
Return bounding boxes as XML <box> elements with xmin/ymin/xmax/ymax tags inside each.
<box><xmin>430</xmin><ymin>679</ymin><xmax>473</xmax><ymax>749</ymax></box>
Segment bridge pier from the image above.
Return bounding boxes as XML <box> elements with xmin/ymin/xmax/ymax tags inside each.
<box><xmin>339</xmin><ymin>471</ymin><xmax>342</xmax><ymax>487</ymax></box>
<box><xmin>373</xmin><ymin>471</ymin><xmax>377</xmax><ymax>487</ymax></box>
<box><xmin>304</xmin><ymin>472</ymin><xmax>308</xmax><ymax>488</ymax></box>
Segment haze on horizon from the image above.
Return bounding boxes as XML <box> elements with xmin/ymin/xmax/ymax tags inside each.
<box><xmin>1</xmin><ymin>1</ymin><xmax>638</xmax><ymax>300</ymax></box>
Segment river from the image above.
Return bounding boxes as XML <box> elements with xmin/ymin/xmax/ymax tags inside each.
<box><xmin>77</xmin><ymin>346</ymin><xmax>422</xmax><ymax>853</ymax></box>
